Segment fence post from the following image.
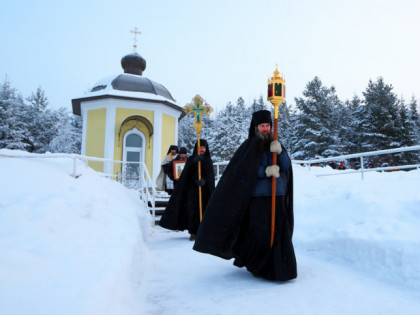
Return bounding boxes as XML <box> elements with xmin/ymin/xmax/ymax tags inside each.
<box><xmin>73</xmin><ymin>155</ymin><xmax>77</xmax><ymax>178</ymax></box>
<box><xmin>360</xmin><ymin>156</ymin><xmax>364</xmax><ymax>180</ymax></box>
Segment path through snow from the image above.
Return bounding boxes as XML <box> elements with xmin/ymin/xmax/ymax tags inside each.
<box><xmin>144</xmin><ymin>227</ymin><xmax>420</xmax><ymax>315</ymax></box>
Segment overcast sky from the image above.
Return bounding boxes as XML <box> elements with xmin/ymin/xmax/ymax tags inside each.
<box><xmin>1</xmin><ymin>0</ymin><xmax>419</xmax><ymax>113</ymax></box>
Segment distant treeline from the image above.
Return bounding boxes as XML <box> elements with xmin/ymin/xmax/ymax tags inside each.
<box><xmin>2</xmin><ymin>76</ymin><xmax>420</xmax><ymax>167</ymax></box>
<box><xmin>179</xmin><ymin>77</ymin><xmax>420</xmax><ymax>166</ymax></box>
<box><xmin>0</xmin><ymin>80</ymin><xmax>82</xmax><ymax>153</ymax></box>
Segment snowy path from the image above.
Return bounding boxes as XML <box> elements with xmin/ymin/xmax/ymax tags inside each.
<box><xmin>144</xmin><ymin>227</ymin><xmax>420</xmax><ymax>315</ymax></box>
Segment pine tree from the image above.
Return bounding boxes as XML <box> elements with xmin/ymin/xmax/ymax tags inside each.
<box><xmin>178</xmin><ymin>114</ymin><xmax>197</xmax><ymax>154</ymax></box>
<box><xmin>199</xmin><ymin>113</ymin><xmax>215</xmax><ymax>155</ymax></box>
<box><xmin>293</xmin><ymin>77</ymin><xmax>342</xmax><ymax>159</ymax></box>
<box><xmin>236</xmin><ymin>97</ymin><xmax>251</xmax><ymax>143</ymax></box>
<box><xmin>0</xmin><ymin>79</ymin><xmax>32</xmax><ymax>150</ymax></box>
<box><xmin>250</xmin><ymin>98</ymin><xmax>259</xmax><ymax>112</ymax></box>
<box><xmin>26</xmin><ymin>86</ymin><xmax>48</xmax><ymax>111</ymax></box>
<box><xmin>332</xmin><ymin>100</ymin><xmax>353</xmax><ymax>155</ymax></box>
<box><xmin>346</xmin><ymin>96</ymin><xmax>369</xmax><ymax>153</ymax></box>
<box><xmin>210</xmin><ymin>102</ymin><xmax>240</xmax><ymax>162</ymax></box>
<box><xmin>362</xmin><ymin>78</ymin><xmax>400</xmax><ymax>151</ymax></box>
<box><xmin>395</xmin><ymin>97</ymin><xmax>420</xmax><ymax>164</ymax></box>
<box><xmin>49</xmin><ymin>112</ymin><xmax>82</xmax><ymax>154</ymax></box>
<box><xmin>276</xmin><ymin>101</ymin><xmax>297</xmax><ymax>154</ymax></box>
<box><xmin>257</xmin><ymin>95</ymin><xmax>267</xmax><ymax>111</ymax></box>
<box><xmin>408</xmin><ymin>96</ymin><xmax>420</xmax><ymax>144</ymax></box>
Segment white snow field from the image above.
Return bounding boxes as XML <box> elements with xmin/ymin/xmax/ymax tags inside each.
<box><xmin>1</xmin><ymin>149</ymin><xmax>419</xmax><ymax>314</ymax></box>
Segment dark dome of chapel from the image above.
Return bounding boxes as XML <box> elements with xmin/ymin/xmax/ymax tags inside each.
<box><xmin>121</xmin><ymin>52</ymin><xmax>146</xmax><ymax>75</ymax></box>
<box><xmin>87</xmin><ymin>51</ymin><xmax>175</xmax><ymax>102</ymax></box>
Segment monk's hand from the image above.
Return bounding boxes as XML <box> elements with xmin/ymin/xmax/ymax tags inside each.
<box><xmin>265</xmin><ymin>165</ymin><xmax>280</xmax><ymax>178</ymax></box>
<box><xmin>193</xmin><ymin>155</ymin><xmax>203</xmax><ymax>163</ymax></box>
<box><xmin>195</xmin><ymin>178</ymin><xmax>206</xmax><ymax>187</ymax></box>
<box><xmin>270</xmin><ymin>140</ymin><xmax>282</xmax><ymax>154</ymax></box>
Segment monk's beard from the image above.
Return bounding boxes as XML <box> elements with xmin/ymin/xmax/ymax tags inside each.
<box><xmin>255</xmin><ymin>128</ymin><xmax>273</xmax><ymax>150</ymax></box>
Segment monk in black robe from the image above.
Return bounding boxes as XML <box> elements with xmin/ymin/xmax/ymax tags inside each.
<box><xmin>193</xmin><ymin>110</ymin><xmax>297</xmax><ymax>281</ymax></box>
<box><xmin>156</xmin><ymin>145</ymin><xmax>179</xmax><ymax>195</ymax></box>
<box><xmin>159</xmin><ymin>140</ymin><xmax>215</xmax><ymax>241</ymax></box>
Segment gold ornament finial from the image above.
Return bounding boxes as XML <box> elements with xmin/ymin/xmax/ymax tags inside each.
<box><xmin>274</xmin><ymin>64</ymin><xmax>280</xmax><ymax>77</ymax></box>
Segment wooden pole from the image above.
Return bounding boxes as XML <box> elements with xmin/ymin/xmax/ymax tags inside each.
<box><xmin>197</xmin><ymin>135</ymin><xmax>203</xmax><ymax>222</ymax></box>
<box><xmin>270</xmin><ymin>105</ymin><xmax>279</xmax><ymax>247</ymax></box>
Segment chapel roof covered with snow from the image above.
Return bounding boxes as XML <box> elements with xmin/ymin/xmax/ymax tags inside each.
<box><xmin>72</xmin><ymin>51</ymin><xmax>181</xmax><ymax>116</ymax></box>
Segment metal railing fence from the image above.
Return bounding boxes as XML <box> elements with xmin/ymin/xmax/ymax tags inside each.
<box><xmin>0</xmin><ymin>152</ymin><xmax>158</xmax><ymax>222</ymax></box>
<box><xmin>214</xmin><ymin>145</ymin><xmax>420</xmax><ymax>180</ymax></box>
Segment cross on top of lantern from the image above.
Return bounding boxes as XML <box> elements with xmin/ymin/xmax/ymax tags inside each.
<box><xmin>267</xmin><ymin>65</ymin><xmax>286</xmax><ymax>106</ymax></box>
<box><xmin>183</xmin><ymin>94</ymin><xmax>213</xmax><ymax>134</ymax></box>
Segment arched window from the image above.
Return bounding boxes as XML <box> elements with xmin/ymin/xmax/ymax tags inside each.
<box><xmin>122</xmin><ymin>128</ymin><xmax>146</xmax><ymax>188</ymax></box>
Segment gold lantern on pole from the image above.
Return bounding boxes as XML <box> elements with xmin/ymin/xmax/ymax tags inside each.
<box><xmin>267</xmin><ymin>66</ymin><xmax>285</xmax><ymax>247</ymax></box>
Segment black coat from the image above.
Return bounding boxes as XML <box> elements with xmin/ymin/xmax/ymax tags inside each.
<box><xmin>193</xmin><ymin>137</ymin><xmax>296</xmax><ymax>281</ymax></box>
<box><xmin>159</xmin><ymin>142</ymin><xmax>215</xmax><ymax>235</ymax></box>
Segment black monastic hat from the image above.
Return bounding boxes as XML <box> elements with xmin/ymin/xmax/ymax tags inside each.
<box><xmin>193</xmin><ymin>139</ymin><xmax>211</xmax><ymax>158</ymax></box>
<box><xmin>167</xmin><ymin>145</ymin><xmax>179</xmax><ymax>154</ymax></box>
<box><xmin>248</xmin><ymin>110</ymin><xmax>272</xmax><ymax>138</ymax></box>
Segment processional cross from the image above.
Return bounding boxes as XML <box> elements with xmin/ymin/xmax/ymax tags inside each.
<box><xmin>183</xmin><ymin>95</ymin><xmax>213</xmax><ymax>221</ymax></box>
<box><xmin>183</xmin><ymin>94</ymin><xmax>213</xmax><ymax>134</ymax></box>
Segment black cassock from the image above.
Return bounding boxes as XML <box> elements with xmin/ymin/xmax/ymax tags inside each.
<box><xmin>159</xmin><ymin>141</ymin><xmax>215</xmax><ymax>235</ymax></box>
<box><xmin>193</xmin><ymin>137</ymin><xmax>297</xmax><ymax>281</ymax></box>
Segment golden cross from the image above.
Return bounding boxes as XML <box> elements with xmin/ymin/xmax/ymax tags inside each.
<box><xmin>130</xmin><ymin>27</ymin><xmax>142</xmax><ymax>50</ymax></box>
<box><xmin>183</xmin><ymin>95</ymin><xmax>213</xmax><ymax>134</ymax></box>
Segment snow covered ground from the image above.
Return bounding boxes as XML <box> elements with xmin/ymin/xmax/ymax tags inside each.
<box><xmin>1</xmin><ymin>149</ymin><xmax>420</xmax><ymax>314</ymax></box>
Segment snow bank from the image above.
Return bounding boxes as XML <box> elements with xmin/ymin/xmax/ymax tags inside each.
<box><xmin>0</xmin><ymin>150</ymin><xmax>152</xmax><ymax>315</ymax></box>
<box><xmin>293</xmin><ymin>165</ymin><xmax>420</xmax><ymax>290</ymax></box>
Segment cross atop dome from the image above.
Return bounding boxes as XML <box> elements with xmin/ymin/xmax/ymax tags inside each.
<box><xmin>130</xmin><ymin>27</ymin><xmax>142</xmax><ymax>51</ymax></box>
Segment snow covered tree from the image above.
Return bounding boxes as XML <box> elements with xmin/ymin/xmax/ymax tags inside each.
<box><xmin>23</xmin><ymin>86</ymin><xmax>53</xmax><ymax>152</ymax></box>
<box><xmin>346</xmin><ymin>95</ymin><xmax>371</xmax><ymax>154</ymax></box>
<box><xmin>210</xmin><ymin>101</ymin><xmax>243</xmax><ymax>162</ymax></box>
<box><xmin>362</xmin><ymin>78</ymin><xmax>400</xmax><ymax>151</ymax></box>
<box><xmin>257</xmin><ymin>95</ymin><xmax>268</xmax><ymax>111</ymax></box>
<box><xmin>408</xmin><ymin>96</ymin><xmax>420</xmax><ymax>144</ymax></box>
<box><xmin>199</xmin><ymin>113</ymin><xmax>215</xmax><ymax>154</ymax></box>
<box><xmin>49</xmin><ymin>112</ymin><xmax>82</xmax><ymax>154</ymax></box>
<box><xmin>395</xmin><ymin>97</ymin><xmax>419</xmax><ymax>164</ymax></box>
<box><xmin>0</xmin><ymin>80</ymin><xmax>82</xmax><ymax>153</ymax></box>
<box><xmin>249</xmin><ymin>95</ymin><xmax>267</xmax><ymax>113</ymax></box>
<box><xmin>0</xmin><ymin>79</ymin><xmax>33</xmax><ymax>150</ymax></box>
<box><xmin>331</xmin><ymin>100</ymin><xmax>353</xmax><ymax>155</ymax></box>
<box><xmin>293</xmin><ymin>77</ymin><xmax>342</xmax><ymax>159</ymax></box>
<box><xmin>250</xmin><ymin>98</ymin><xmax>259</xmax><ymax>113</ymax></box>
<box><xmin>235</xmin><ymin>97</ymin><xmax>252</xmax><ymax>143</ymax></box>
<box><xmin>178</xmin><ymin>114</ymin><xmax>196</xmax><ymax>153</ymax></box>
<box><xmin>276</xmin><ymin>101</ymin><xmax>297</xmax><ymax>154</ymax></box>
<box><xmin>26</xmin><ymin>86</ymin><xmax>48</xmax><ymax>111</ymax></box>
<box><xmin>23</xmin><ymin>86</ymin><xmax>63</xmax><ymax>153</ymax></box>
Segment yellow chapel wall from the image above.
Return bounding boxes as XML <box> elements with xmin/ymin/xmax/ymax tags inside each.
<box><xmin>161</xmin><ymin>113</ymin><xmax>176</xmax><ymax>161</ymax></box>
<box><xmin>85</xmin><ymin>108</ymin><xmax>107</xmax><ymax>172</ymax></box>
<box><xmin>113</xmin><ymin>108</ymin><xmax>154</xmax><ymax>177</ymax></box>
